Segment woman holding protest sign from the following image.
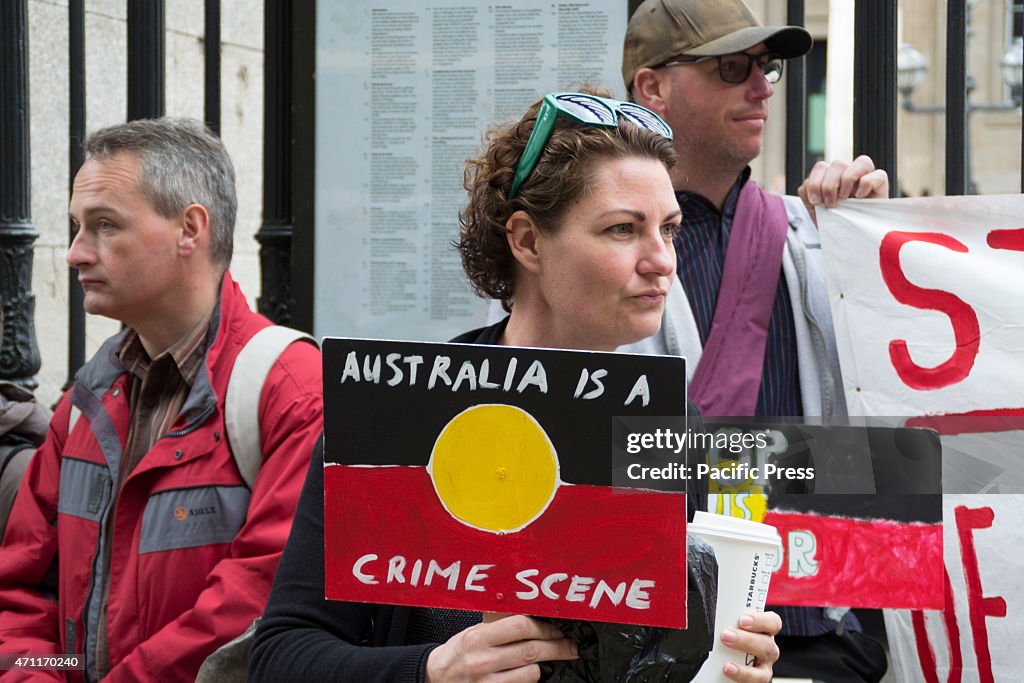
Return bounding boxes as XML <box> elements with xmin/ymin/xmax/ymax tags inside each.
<box><xmin>250</xmin><ymin>88</ymin><xmax>781</xmax><ymax>683</ymax></box>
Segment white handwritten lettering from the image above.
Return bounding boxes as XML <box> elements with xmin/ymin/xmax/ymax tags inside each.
<box><xmin>427</xmin><ymin>356</ymin><xmax>452</xmax><ymax>390</ymax></box>
<box><xmin>452</xmin><ymin>361</ymin><xmax>478</xmax><ymax>392</ymax></box>
<box><xmin>516</xmin><ymin>360</ymin><xmax>548</xmax><ymax>394</ymax></box>
<box><xmin>352</xmin><ymin>554</ymin><xmax>379</xmax><ymax>584</ymax></box>
<box><xmin>624</xmin><ymin>375</ymin><xmax>651</xmax><ymax>407</ymax></box>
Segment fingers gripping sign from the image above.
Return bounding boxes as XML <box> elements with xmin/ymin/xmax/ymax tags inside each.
<box><xmin>798</xmin><ymin>155</ymin><xmax>890</xmax><ymax>225</ymax></box>
<box><xmin>425</xmin><ymin>615</ymin><xmax>579</xmax><ymax>682</ymax></box>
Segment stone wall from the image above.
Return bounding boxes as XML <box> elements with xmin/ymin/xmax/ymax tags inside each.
<box><xmin>27</xmin><ymin>0</ymin><xmax>264</xmax><ymax>406</ymax></box>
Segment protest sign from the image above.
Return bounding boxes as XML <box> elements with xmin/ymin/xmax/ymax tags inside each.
<box><xmin>819</xmin><ymin>195</ymin><xmax>1024</xmax><ymax>492</ymax></box>
<box><xmin>693</xmin><ymin>421</ymin><xmax>943</xmax><ymax>610</ymax></box>
<box><xmin>763</xmin><ymin>494</ymin><xmax>942</xmax><ymax>610</ymax></box>
<box><xmin>321</xmin><ymin>338</ymin><xmax>693</xmax><ymax>628</ymax></box>
<box><xmin>819</xmin><ymin>195</ymin><xmax>1024</xmax><ymax>681</ymax></box>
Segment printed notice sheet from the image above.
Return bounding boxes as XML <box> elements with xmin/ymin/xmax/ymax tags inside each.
<box><xmin>315</xmin><ymin>0</ymin><xmax>627</xmax><ymax>341</ymax></box>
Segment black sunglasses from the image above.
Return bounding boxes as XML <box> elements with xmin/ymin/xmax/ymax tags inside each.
<box><xmin>660</xmin><ymin>52</ymin><xmax>785</xmax><ymax>85</ymax></box>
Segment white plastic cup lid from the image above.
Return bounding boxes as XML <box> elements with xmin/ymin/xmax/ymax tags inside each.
<box><xmin>689</xmin><ymin>511</ymin><xmax>781</xmax><ymax>546</ymax></box>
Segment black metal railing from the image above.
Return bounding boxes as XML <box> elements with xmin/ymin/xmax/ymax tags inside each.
<box><xmin>68</xmin><ymin>0</ymin><xmax>86</xmax><ymax>384</ymax></box>
<box><xmin>127</xmin><ymin>0</ymin><xmax>165</xmax><ymax>122</ymax></box>
<box><xmin>854</xmin><ymin>0</ymin><xmax>899</xmax><ymax>197</ymax></box>
<box><xmin>3</xmin><ymin>0</ymin><xmax>1023</xmax><ymax>388</ymax></box>
<box><xmin>785</xmin><ymin>0</ymin><xmax>808</xmax><ymax>196</ymax></box>
<box><xmin>257</xmin><ymin>0</ymin><xmax>296</xmax><ymax>327</ymax></box>
<box><xmin>205</xmin><ymin>0</ymin><xmax>221</xmax><ymax>137</ymax></box>
<box><xmin>0</xmin><ymin>0</ymin><xmax>42</xmax><ymax>389</ymax></box>
<box><xmin>946</xmin><ymin>0</ymin><xmax>970</xmax><ymax>196</ymax></box>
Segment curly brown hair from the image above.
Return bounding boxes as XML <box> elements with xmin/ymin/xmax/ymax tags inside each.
<box><xmin>457</xmin><ymin>88</ymin><xmax>677</xmax><ymax>311</ymax></box>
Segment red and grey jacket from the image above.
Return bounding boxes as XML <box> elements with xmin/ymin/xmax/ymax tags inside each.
<box><xmin>0</xmin><ymin>272</ymin><xmax>323</xmax><ymax>683</ymax></box>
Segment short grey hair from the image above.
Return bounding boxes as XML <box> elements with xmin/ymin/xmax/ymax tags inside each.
<box><xmin>83</xmin><ymin>117</ymin><xmax>237</xmax><ymax>267</ymax></box>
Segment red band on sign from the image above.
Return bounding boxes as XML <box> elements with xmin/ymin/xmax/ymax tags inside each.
<box><xmin>764</xmin><ymin>511</ymin><xmax>943</xmax><ymax>610</ymax></box>
<box><xmin>324</xmin><ymin>465</ymin><xmax>689</xmax><ymax>628</ymax></box>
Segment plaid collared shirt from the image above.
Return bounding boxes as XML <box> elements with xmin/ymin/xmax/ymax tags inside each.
<box><xmin>116</xmin><ymin>313</ymin><xmax>212</xmax><ymax>479</ymax></box>
<box><xmin>94</xmin><ymin>313</ymin><xmax>212</xmax><ymax>677</ymax></box>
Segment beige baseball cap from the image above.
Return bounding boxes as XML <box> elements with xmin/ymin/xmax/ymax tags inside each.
<box><xmin>623</xmin><ymin>0</ymin><xmax>812</xmax><ymax>91</ymax></box>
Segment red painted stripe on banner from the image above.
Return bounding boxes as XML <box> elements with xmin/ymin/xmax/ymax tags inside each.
<box><xmin>764</xmin><ymin>511</ymin><xmax>943</xmax><ymax>610</ymax></box>
<box><xmin>986</xmin><ymin>227</ymin><xmax>1024</xmax><ymax>251</ymax></box>
<box><xmin>324</xmin><ymin>465</ymin><xmax>689</xmax><ymax>628</ymax></box>
<box><xmin>905</xmin><ymin>408</ymin><xmax>1024</xmax><ymax>435</ymax></box>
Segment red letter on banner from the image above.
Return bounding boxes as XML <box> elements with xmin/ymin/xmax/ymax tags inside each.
<box><xmin>911</xmin><ymin>568</ymin><xmax>962</xmax><ymax>683</ymax></box>
<box><xmin>879</xmin><ymin>231</ymin><xmax>980</xmax><ymax>390</ymax></box>
<box><xmin>956</xmin><ymin>505</ymin><xmax>1006</xmax><ymax>683</ymax></box>
<box><xmin>986</xmin><ymin>227</ymin><xmax>1024</xmax><ymax>252</ymax></box>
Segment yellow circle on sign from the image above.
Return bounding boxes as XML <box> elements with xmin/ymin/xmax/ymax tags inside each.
<box><xmin>429</xmin><ymin>404</ymin><xmax>559</xmax><ymax>533</ymax></box>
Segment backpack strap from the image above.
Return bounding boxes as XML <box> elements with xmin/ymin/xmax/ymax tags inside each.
<box><xmin>224</xmin><ymin>326</ymin><xmax>317</xmax><ymax>490</ymax></box>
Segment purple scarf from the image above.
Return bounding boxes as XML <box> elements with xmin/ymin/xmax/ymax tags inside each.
<box><xmin>688</xmin><ymin>181</ymin><xmax>789</xmax><ymax>417</ymax></box>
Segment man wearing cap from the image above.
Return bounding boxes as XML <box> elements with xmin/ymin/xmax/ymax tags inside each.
<box><xmin>620</xmin><ymin>1</ymin><xmax>889</xmax><ymax>681</ymax></box>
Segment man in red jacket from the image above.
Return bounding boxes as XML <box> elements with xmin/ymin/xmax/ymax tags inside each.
<box><xmin>0</xmin><ymin>118</ymin><xmax>323</xmax><ymax>682</ymax></box>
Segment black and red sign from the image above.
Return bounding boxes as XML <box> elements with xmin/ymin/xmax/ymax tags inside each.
<box><xmin>322</xmin><ymin>338</ymin><xmax>692</xmax><ymax>628</ymax></box>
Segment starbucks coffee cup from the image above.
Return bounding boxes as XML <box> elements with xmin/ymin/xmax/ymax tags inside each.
<box><xmin>688</xmin><ymin>511</ymin><xmax>782</xmax><ymax>682</ymax></box>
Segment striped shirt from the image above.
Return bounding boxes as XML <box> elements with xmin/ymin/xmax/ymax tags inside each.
<box><xmin>117</xmin><ymin>313</ymin><xmax>213</xmax><ymax>477</ymax></box>
<box><xmin>674</xmin><ymin>171</ymin><xmax>861</xmax><ymax>636</ymax></box>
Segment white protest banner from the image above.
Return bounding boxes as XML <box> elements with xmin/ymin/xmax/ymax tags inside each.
<box><xmin>820</xmin><ymin>196</ymin><xmax>1024</xmax><ymax>492</ymax></box>
<box><xmin>819</xmin><ymin>196</ymin><xmax>1024</xmax><ymax>682</ymax></box>
<box><xmin>819</xmin><ymin>195</ymin><xmax>1024</xmax><ymax>421</ymax></box>
<box><xmin>883</xmin><ymin>495</ymin><xmax>1023</xmax><ymax>683</ymax></box>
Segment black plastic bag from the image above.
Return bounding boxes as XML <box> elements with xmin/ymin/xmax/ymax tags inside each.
<box><xmin>539</xmin><ymin>534</ymin><xmax>718</xmax><ymax>682</ymax></box>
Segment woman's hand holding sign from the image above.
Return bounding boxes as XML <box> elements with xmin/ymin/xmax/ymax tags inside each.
<box><xmin>425</xmin><ymin>615</ymin><xmax>578</xmax><ymax>682</ymax></box>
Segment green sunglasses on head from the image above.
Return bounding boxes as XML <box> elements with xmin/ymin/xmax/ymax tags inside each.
<box><xmin>508</xmin><ymin>92</ymin><xmax>674</xmax><ymax>200</ymax></box>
